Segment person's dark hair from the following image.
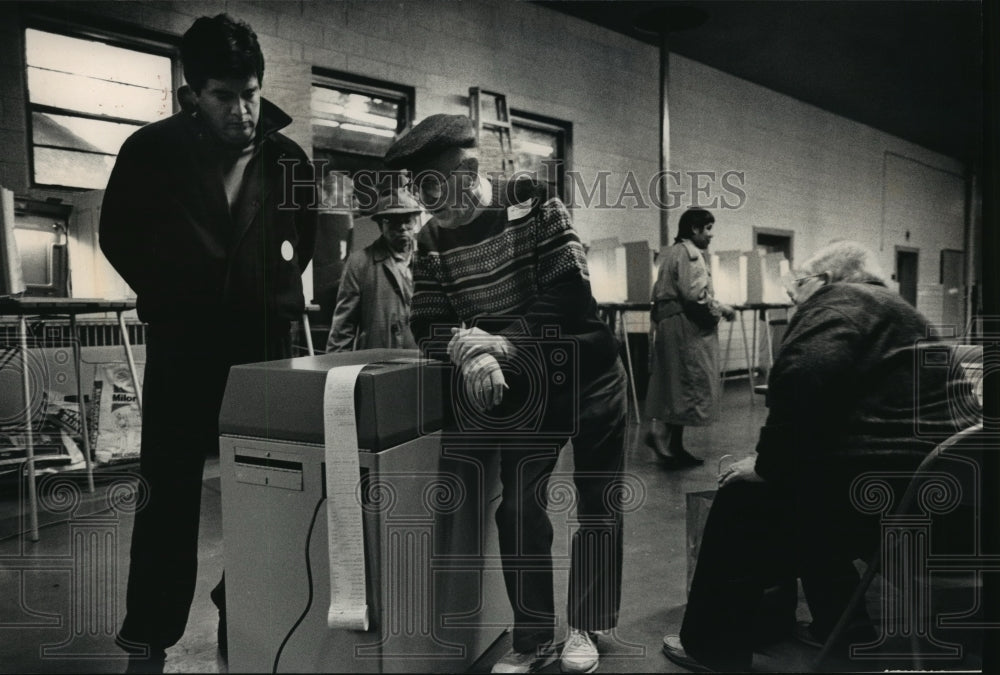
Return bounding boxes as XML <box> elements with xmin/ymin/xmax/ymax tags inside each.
<box><xmin>181</xmin><ymin>14</ymin><xmax>264</xmax><ymax>93</ymax></box>
<box><xmin>674</xmin><ymin>208</ymin><xmax>715</xmax><ymax>243</ymax></box>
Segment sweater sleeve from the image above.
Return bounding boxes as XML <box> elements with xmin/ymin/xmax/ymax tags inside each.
<box><xmin>499</xmin><ymin>197</ymin><xmax>594</xmax><ymax>339</ymax></box>
<box><xmin>753</xmin><ymin>301</ymin><xmax>861</xmax><ymax>484</ymax></box>
<box><xmin>409</xmin><ymin>245</ymin><xmax>460</xmax><ymax>360</ymax></box>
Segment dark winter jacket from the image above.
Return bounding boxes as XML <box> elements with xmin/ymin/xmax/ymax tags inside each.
<box><xmin>99</xmin><ymin>98</ymin><xmax>317</xmax><ymax>324</ymax></box>
<box><xmin>754</xmin><ymin>281</ymin><xmax>979</xmax><ymax>487</ymax></box>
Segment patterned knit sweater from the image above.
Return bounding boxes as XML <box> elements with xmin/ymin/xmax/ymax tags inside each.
<box><xmin>410</xmin><ymin>178</ymin><xmax>618</xmax><ymax>389</ymax></box>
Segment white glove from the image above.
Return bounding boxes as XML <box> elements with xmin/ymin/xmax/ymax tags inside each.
<box><xmin>448</xmin><ymin>326</ymin><xmax>514</xmax><ymax>366</ymax></box>
<box><xmin>460</xmin><ymin>352</ymin><xmax>507</xmax><ymax>412</ymax></box>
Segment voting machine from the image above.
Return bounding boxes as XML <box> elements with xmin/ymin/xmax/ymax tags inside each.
<box><xmin>218</xmin><ymin>349</ymin><xmax>509</xmax><ymax>672</ymax></box>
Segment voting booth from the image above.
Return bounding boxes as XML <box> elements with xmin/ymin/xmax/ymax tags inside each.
<box><xmin>218</xmin><ymin>349</ymin><xmax>509</xmax><ymax>673</ymax></box>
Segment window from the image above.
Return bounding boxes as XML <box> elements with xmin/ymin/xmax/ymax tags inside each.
<box><xmin>309</xmin><ymin>71</ymin><xmax>413</xmax><ymax>325</ymax></box>
<box><xmin>511</xmin><ymin>112</ymin><xmax>571</xmax><ymax>201</ymax></box>
<box><xmin>311</xmin><ymin>70</ymin><xmax>413</xmax><ymax>182</ymax></box>
<box><xmin>25</xmin><ymin>27</ymin><xmax>177</xmax><ymax>190</ymax></box>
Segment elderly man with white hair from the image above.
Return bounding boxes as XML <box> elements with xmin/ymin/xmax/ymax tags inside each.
<box><xmin>660</xmin><ymin>240</ymin><xmax>980</xmax><ymax>672</ymax></box>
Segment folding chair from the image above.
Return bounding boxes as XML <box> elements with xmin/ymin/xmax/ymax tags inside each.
<box><xmin>814</xmin><ymin>422</ymin><xmax>988</xmax><ymax>670</ymax></box>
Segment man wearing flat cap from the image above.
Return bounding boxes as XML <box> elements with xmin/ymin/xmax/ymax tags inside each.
<box><xmin>326</xmin><ymin>188</ymin><xmax>422</xmax><ymax>351</ymax></box>
<box><xmin>385</xmin><ymin>114</ymin><xmax>628</xmax><ymax>674</ymax></box>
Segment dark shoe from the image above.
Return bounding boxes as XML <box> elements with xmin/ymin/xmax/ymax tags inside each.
<box><xmin>124</xmin><ymin>652</ymin><xmax>166</xmax><ymax>674</ymax></box>
<box><xmin>647</xmin><ymin>421</ymin><xmax>704</xmax><ymax>468</ymax></box>
<box><xmin>793</xmin><ymin>621</ymin><xmax>824</xmax><ymax>649</ymax></box>
<box><xmin>661</xmin><ymin>635</ymin><xmax>715</xmax><ymax>673</ymax></box>
<box><xmin>752</xmin><ymin>582</ymin><xmax>798</xmax><ymax>647</ymax></box>
<box><xmin>796</xmin><ymin>619</ymin><xmax>878</xmax><ymax>649</ymax></box>
<box><xmin>669</xmin><ymin>446</ymin><xmax>705</xmax><ymax>467</ymax></box>
<box><xmin>117</xmin><ymin>636</ymin><xmax>166</xmax><ymax>674</ymax></box>
<box><xmin>652</xmin><ymin>445</ymin><xmax>705</xmax><ymax>470</ymax></box>
<box><xmin>644</xmin><ymin>429</ymin><xmax>673</xmax><ymax>461</ymax></box>
<box><xmin>664</xmin><ymin>424</ymin><xmax>702</xmax><ymax>466</ymax></box>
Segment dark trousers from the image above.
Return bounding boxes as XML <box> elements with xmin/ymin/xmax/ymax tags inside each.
<box><xmin>495</xmin><ymin>361</ymin><xmax>628</xmax><ymax>653</ymax></box>
<box><xmin>117</xmin><ymin>318</ymin><xmax>290</xmax><ymax>652</ymax></box>
<box><xmin>679</xmin><ymin>482</ymin><xmax>873</xmax><ymax>671</ymax></box>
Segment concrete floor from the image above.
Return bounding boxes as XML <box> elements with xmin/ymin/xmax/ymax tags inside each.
<box><xmin>0</xmin><ymin>380</ymin><xmax>984</xmax><ymax>673</ymax></box>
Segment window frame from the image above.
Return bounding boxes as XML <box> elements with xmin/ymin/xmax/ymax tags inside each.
<box><xmin>22</xmin><ymin>15</ymin><xmax>182</xmax><ymax>191</ymax></box>
<box><xmin>310</xmin><ymin>67</ymin><xmax>414</xmax><ymax>166</ymax></box>
<box><xmin>510</xmin><ymin>109</ymin><xmax>573</xmax><ymax>202</ymax></box>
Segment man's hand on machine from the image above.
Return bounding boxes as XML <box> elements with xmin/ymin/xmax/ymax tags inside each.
<box><xmin>448</xmin><ymin>326</ymin><xmax>514</xmax><ymax>365</ymax></box>
<box><xmin>460</xmin><ymin>352</ymin><xmax>508</xmax><ymax>412</ymax></box>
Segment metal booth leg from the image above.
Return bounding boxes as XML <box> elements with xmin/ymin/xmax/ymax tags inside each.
<box><xmin>738</xmin><ymin>310</ymin><xmax>755</xmax><ymax>405</ymax></box>
<box><xmin>617</xmin><ymin>310</ymin><xmax>641</xmax><ymax>423</ymax></box>
<box><xmin>720</xmin><ymin>313</ymin><xmax>736</xmax><ymax>397</ymax></box>
<box><xmin>302</xmin><ymin>313</ymin><xmax>315</xmax><ymax>356</ymax></box>
<box><xmin>19</xmin><ymin>315</ymin><xmax>39</xmax><ymax>542</ymax></box>
<box><xmin>116</xmin><ymin>311</ymin><xmax>142</xmax><ymax>414</ymax></box>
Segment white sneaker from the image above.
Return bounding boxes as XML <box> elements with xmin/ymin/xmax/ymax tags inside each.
<box><xmin>560</xmin><ymin>628</ymin><xmax>599</xmax><ymax>673</ymax></box>
<box><xmin>491</xmin><ymin>641</ymin><xmax>560</xmax><ymax>674</ymax></box>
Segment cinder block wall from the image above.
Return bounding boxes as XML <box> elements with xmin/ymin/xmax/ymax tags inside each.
<box><xmin>0</xmin><ymin>0</ymin><xmax>970</xmax><ymax>324</ymax></box>
<box><xmin>669</xmin><ymin>54</ymin><xmax>967</xmax><ymax>301</ymax></box>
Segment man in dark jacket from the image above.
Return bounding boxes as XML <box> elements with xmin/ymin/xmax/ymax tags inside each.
<box><xmin>661</xmin><ymin>241</ymin><xmax>980</xmax><ymax>672</ymax></box>
<box><xmin>326</xmin><ymin>188</ymin><xmax>421</xmax><ymax>352</ymax></box>
<box><xmin>99</xmin><ymin>14</ymin><xmax>317</xmax><ymax>672</ymax></box>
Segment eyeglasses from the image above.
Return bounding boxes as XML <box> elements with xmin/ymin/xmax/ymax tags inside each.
<box><xmin>409</xmin><ymin>156</ymin><xmax>474</xmax><ymax>209</ymax></box>
<box><xmin>780</xmin><ymin>271</ymin><xmax>828</xmax><ymax>295</ymax></box>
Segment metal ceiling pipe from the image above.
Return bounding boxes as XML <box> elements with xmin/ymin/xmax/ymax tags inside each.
<box><xmin>634</xmin><ymin>5</ymin><xmax>708</xmax><ymax>249</ymax></box>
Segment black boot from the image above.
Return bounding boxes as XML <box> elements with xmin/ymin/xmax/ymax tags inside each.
<box><xmin>666</xmin><ymin>425</ymin><xmax>704</xmax><ymax>467</ymax></box>
<box><xmin>646</xmin><ymin>421</ymin><xmax>703</xmax><ymax>469</ymax></box>
<box><xmin>644</xmin><ymin>418</ymin><xmax>674</xmax><ymax>460</ymax></box>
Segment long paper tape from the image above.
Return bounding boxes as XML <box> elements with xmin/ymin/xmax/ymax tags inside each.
<box><xmin>323</xmin><ymin>364</ymin><xmax>370</xmax><ymax>631</ymax></box>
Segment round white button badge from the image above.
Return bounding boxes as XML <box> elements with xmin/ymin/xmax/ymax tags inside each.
<box><xmin>280</xmin><ymin>240</ymin><xmax>294</xmax><ymax>261</ymax></box>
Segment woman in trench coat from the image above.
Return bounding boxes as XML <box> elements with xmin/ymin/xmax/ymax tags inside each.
<box><xmin>645</xmin><ymin>208</ymin><xmax>734</xmax><ymax>468</ymax></box>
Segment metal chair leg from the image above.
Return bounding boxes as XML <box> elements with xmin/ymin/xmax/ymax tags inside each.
<box><xmin>814</xmin><ymin>557</ymin><xmax>881</xmax><ymax>670</ymax></box>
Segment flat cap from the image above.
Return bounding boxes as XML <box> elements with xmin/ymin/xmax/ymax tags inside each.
<box><xmin>384</xmin><ymin>114</ymin><xmax>476</xmax><ymax>170</ymax></box>
<box><xmin>373</xmin><ymin>188</ymin><xmax>423</xmax><ymax>217</ymax></box>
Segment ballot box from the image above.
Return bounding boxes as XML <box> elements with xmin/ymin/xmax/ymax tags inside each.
<box><xmin>218</xmin><ymin>349</ymin><xmax>510</xmax><ymax>673</ymax></box>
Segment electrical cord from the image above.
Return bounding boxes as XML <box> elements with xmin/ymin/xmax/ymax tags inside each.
<box><xmin>272</xmin><ymin>494</ymin><xmax>326</xmax><ymax>674</ymax></box>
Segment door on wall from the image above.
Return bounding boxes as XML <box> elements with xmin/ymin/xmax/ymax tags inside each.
<box><xmin>896</xmin><ymin>248</ymin><xmax>919</xmax><ymax>306</ymax></box>
<box><xmin>941</xmin><ymin>249</ymin><xmax>965</xmax><ymax>328</ymax></box>
<box><xmin>753</xmin><ymin>228</ymin><xmax>794</xmax><ymax>264</ymax></box>
<box><xmin>753</xmin><ymin>228</ymin><xmax>794</xmax><ymax>359</ymax></box>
